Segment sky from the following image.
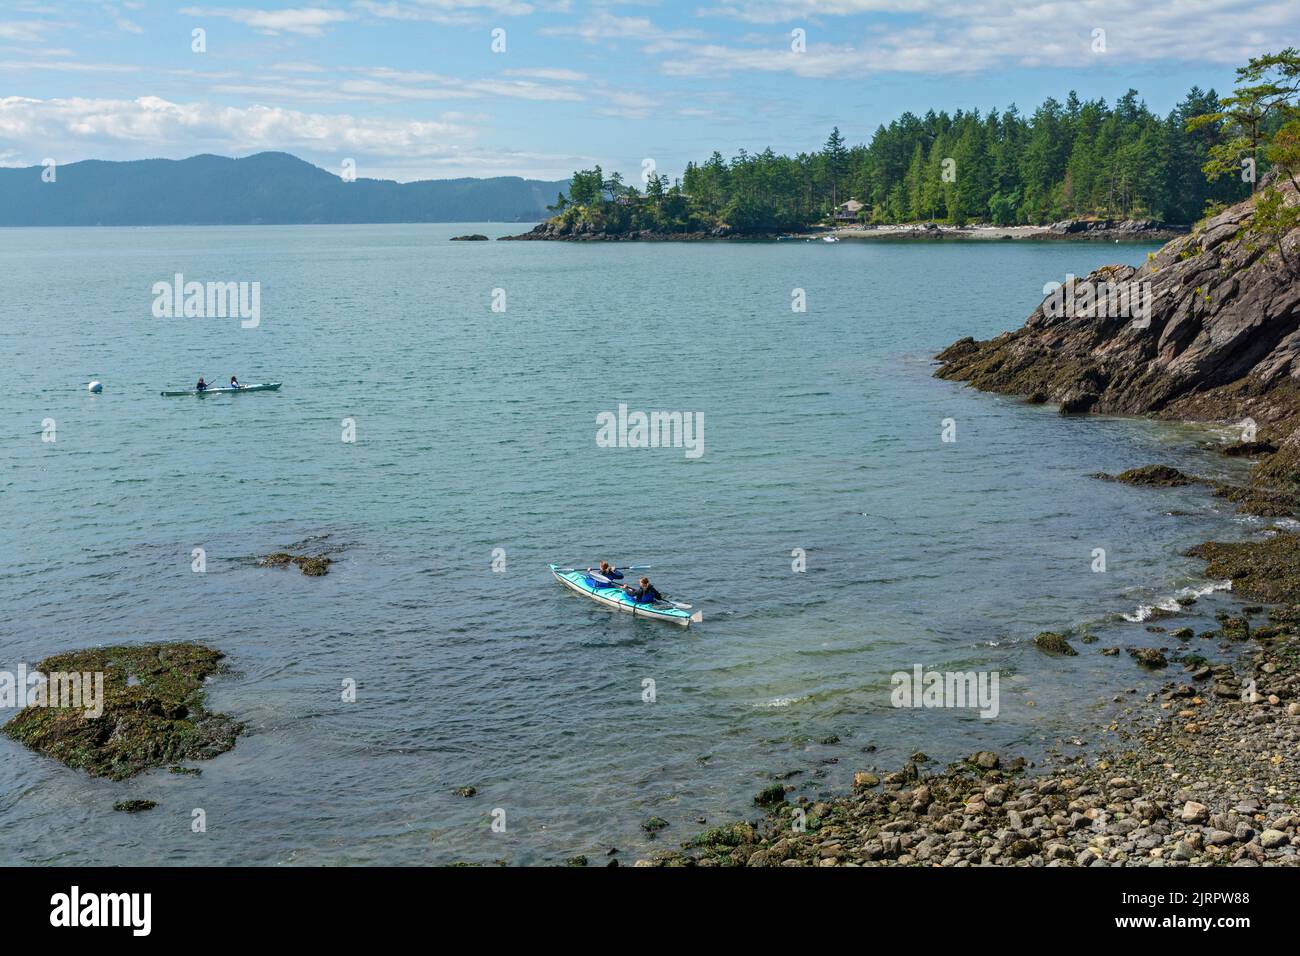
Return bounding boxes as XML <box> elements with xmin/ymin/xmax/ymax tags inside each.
<box><xmin>0</xmin><ymin>0</ymin><xmax>1294</xmax><ymax>183</ymax></box>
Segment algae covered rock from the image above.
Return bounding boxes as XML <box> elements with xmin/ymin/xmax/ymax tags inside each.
<box><xmin>1034</xmin><ymin>631</ymin><xmax>1079</xmax><ymax>656</ymax></box>
<box><xmin>113</xmin><ymin>799</ymin><xmax>158</xmax><ymax>813</ymax></box>
<box><xmin>1187</xmin><ymin>533</ymin><xmax>1300</xmax><ymax>603</ymax></box>
<box><xmin>259</xmin><ymin>552</ymin><xmax>332</xmax><ymax>576</ymax></box>
<box><xmin>1128</xmin><ymin>647</ymin><xmax>1168</xmax><ymax>668</ymax></box>
<box><xmin>2</xmin><ymin>643</ymin><xmax>241</xmax><ymax>780</ymax></box>
<box><xmin>1097</xmin><ymin>464</ymin><xmax>1198</xmax><ymax>487</ymax></box>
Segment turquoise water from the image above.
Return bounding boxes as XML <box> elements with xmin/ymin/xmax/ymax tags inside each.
<box><xmin>0</xmin><ymin>225</ymin><xmax>1260</xmax><ymax>864</ymax></box>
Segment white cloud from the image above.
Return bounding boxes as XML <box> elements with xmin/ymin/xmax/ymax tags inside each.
<box><xmin>179</xmin><ymin>6</ymin><xmax>352</xmax><ymax>36</ymax></box>
<box><xmin>539</xmin><ymin>11</ymin><xmax>704</xmax><ymax>42</ymax></box>
<box><xmin>352</xmin><ymin>0</ymin><xmax>567</xmax><ymax>25</ymax></box>
<box><xmin>662</xmin><ymin>0</ymin><xmax>1296</xmax><ymax>76</ymax></box>
<box><xmin>594</xmin><ymin>90</ymin><xmax>657</xmax><ymax>119</ymax></box>
<box><xmin>213</xmin><ymin>65</ymin><xmax>588</xmax><ymax>104</ymax></box>
<box><xmin>0</xmin><ymin>20</ymin><xmax>52</xmax><ymax>41</ymax></box>
<box><xmin>0</xmin><ymin>94</ymin><xmax>466</xmax><ymax>155</ymax></box>
<box><xmin>504</xmin><ymin>67</ymin><xmax>588</xmax><ymax>81</ymax></box>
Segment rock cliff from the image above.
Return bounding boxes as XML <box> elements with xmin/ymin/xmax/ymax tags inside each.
<box><xmin>936</xmin><ymin>176</ymin><xmax>1300</xmax><ymax>491</ymax></box>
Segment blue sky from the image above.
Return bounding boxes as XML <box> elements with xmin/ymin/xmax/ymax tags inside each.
<box><xmin>0</xmin><ymin>0</ymin><xmax>1293</xmax><ymax>182</ymax></box>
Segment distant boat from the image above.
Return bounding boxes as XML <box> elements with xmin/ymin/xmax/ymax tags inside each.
<box><xmin>822</xmin><ymin>235</ymin><xmax>839</xmax><ymax>243</ymax></box>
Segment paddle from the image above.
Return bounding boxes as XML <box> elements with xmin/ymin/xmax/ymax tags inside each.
<box><xmin>589</xmin><ymin>572</ymin><xmax>693</xmax><ymax>610</ymax></box>
<box><xmin>556</xmin><ymin>564</ymin><xmax>651</xmax><ymax>573</ymax></box>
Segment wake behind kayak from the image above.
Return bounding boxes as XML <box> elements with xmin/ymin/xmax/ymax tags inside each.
<box><xmin>549</xmin><ymin>564</ymin><xmax>700</xmax><ymax>627</ymax></box>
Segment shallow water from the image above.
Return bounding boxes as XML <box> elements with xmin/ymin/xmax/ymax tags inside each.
<box><xmin>0</xmin><ymin>224</ymin><xmax>1262</xmax><ymax>864</ymax></box>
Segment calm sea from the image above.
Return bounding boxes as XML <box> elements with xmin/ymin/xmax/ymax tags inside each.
<box><xmin>0</xmin><ymin>224</ymin><xmax>1259</xmax><ymax>864</ymax></box>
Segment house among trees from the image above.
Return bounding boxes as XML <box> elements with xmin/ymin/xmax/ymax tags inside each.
<box><xmin>834</xmin><ymin>199</ymin><xmax>866</xmax><ymax>222</ymax></box>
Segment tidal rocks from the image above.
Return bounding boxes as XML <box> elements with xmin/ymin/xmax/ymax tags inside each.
<box><xmin>1222</xmin><ymin>440</ymin><xmax>1278</xmax><ymax>457</ymax></box>
<box><xmin>1034</xmin><ymin>631</ymin><xmax>1079</xmax><ymax>656</ymax></box>
<box><xmin>453</xmin><ymin>786</ymin><xmax>477</xmax><ymax>797</ymax></box>
<box><xmin>2</xmin><ymin>643</ymin><xmax>241</xmax><ymax>780</ymax></box>
<box><xmin>1129</xmin><ymin>648</ymin><xmax>1169</xmax><ymax>668</ymax></box>
<box><xmin>642</xmin><ymin>626</ymin><xmax>1300</xmax><ymax>867</ymax></box>
<box><xmin>641</xmin><ymin>816</ymin><xmax>669</xmax><ymax>832</ymax></box>
<box><xmin>1187</xmin><ymin>534</ymin><xmax>1300</xmax><ymax>604</ymax></box>
<box><xmin>754</xmin><ymin>783</ymin><xmax>787</xmax><ymax>807</ymax></box>
<box><xmin>450</xmin><ymin>234</ymin><xmax>489</xmax><ymax>241</ymax></box>
<box><xmin>113</xmin><ymin>799</ymin><xmax>157</xmax><ymax>813</ymax></box>
<box><xmin>1097</xmin><ymin>464</ymin><xmax>1199</xmax><ymax>487</ymax></box>
<box><xmin>259</xmin><ymin>552</ymin><xmax>332</xmax><ymax>576</ymax></box>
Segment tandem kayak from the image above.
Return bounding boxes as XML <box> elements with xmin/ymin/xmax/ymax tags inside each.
<box><xmin>549</xmin><ymin>564</ymin><xmax>699</xmax><ymax>627</ymax></box>
<box><xmin>160</xmin><ymin>383</ymin><xmax>282</xmax><ymax>396</ymax></box>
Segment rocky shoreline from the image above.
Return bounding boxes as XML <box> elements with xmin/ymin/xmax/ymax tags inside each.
<box><xmin>636</xmin><ymin>177</ymin><xmax>1300</xmax><ymax>867</ymax></box>
<box><xmin>500</xmin><ymin>218</ymin><xmax>1188</xmax><ymax>243</ymax></box>
<box><xmin>635</xmin><ymin>523</ymin><xmax>1300</xmax><ymax>867</ymax></box>
<box><xmin>637</xmin><ymin>615</ymin><xmax>1300</xmax><ymax>866</ymax></box>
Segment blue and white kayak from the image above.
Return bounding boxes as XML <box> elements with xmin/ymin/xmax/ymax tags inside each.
<box><xmin>160</xmin><ymin>383</ymin><xmax>281</xmax><ymax>396</ymax></box>
<box><xmin>549</xmin><ymin>564</ymin><xmax>698</xmax><ymax>627</ymax></box>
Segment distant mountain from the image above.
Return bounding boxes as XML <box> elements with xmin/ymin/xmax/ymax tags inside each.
<box><xmin>0</xmin><ymin>152</ymin><xmax>570</xmax><ymax>225</ymax></box>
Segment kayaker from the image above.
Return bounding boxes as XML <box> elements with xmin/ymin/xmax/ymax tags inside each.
<box><xmin>627</xmin><ymin>577</ymin><xmax>663</xmax><ymax>604</ymax></box>
<box><xmin>230</xmin><ymin>375</ymin><xmax>240</xmax><ymax>388</ymax></box>
<box><xmin>597</xmin><ymin>560</ymin><xmax>623</xmax><ymax>581</ymax></box>
<box><xmin>196</xmin><ymin>376</ymin><xmax>208</xmax><ymax>392</ymax></box>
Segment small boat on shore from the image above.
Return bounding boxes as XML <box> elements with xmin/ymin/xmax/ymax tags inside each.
<box><xmin>549</xmin><ymin>564</ymin><xmax>700</xmax><ymax>626</ymax></box>
<box><xmin>160</xmin><ymin>383</ymin><xmax>281</xmax><ymax>396</ymax></box>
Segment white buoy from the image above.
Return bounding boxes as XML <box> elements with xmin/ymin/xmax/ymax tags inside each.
<box><xmin>88</xmin><ymin>381</ymin><xmax>103</xmax><ymax>393</ymax></box>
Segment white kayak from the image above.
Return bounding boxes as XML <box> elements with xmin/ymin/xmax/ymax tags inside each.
<box><xmin>160</xmin><ymin>383</ymin><xmax>281</xmax><ymax>396</ymax></box>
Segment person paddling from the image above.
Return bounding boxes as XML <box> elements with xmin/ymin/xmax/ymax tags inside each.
<box><xmin>594</xmin><ymin>560</ymin><xmax>623</xmax><ymax>581</ymax></box>
<box><xmin>230</xmin><ymin>375</ymin><xmax>240</xmax><ymax>389</ymax></box>
<box><xmin>627</xmin><ymin>576</ymin><xmax>663</xmax><ymax>604</ymax></box>
<box><xmin>196</xmin><ymin>376</ymin><xmax>208</xmax><ymax>392</ymax></box>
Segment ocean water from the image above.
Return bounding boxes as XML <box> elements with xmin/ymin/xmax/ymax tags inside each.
<box><xmin>0</xmin><ymin>224</ymin><xmax>1262</xmax><ymax>865</ymax></box>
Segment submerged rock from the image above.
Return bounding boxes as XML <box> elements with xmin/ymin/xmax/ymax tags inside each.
<box><xmin>259</xmin><ymin>552</ymin><xmax>332</xmax><ymax>576</ymax></box>
<box><xmin>1034</xmin><ymin>631</ymin><xmax>1079</xmax><ymax>656</ymax></box>
<box><xmin>2</xmin><ymin>643</ymin><xmax>241</xmax><ymax>780</ymax></box>
<box><xmin>1101</xmin><ymin>464</ymin><xmax>1199</xmax><ymax>487</ymax></box>
<box><xmin>113</xmin><ymin>799</ymin><xmax>157</xmax><ymax>813</ymax></box>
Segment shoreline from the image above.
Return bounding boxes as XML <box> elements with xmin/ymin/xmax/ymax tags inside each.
<box><xmin>637</xmin><ymin>453</ymin><xmax>1300</xmax><ymax>866</ymax></box>
<box><xmin>500</xmin><ymin>218</ymin><xmax>1189</xmax><ymax>243</ymax></box>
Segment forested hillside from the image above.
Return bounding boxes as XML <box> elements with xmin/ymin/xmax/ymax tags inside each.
<box><xmin>544</xmin><ymin>55</ymin><xmax>1300</xmax><ymax>236</ymax></box>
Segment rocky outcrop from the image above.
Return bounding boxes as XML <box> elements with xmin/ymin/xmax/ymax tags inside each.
<box><xmin>501</xmin><ymin>219</ymin><xmax>737</xmax><ymax>241</ymax></box>
<box><xmin>937</xmin><ymin>177</ymin><xmax>1300</xmax><ymax>494</ymax></box>
<box><xmin>2</xmin><ymin>643</ymin><xmax>241</xmax><ymax>780</ymax></box>
<box><xmin>1042</xmin><ymin>218</ymin><xmax>1188</xmax><ymax>241</ymax></box>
